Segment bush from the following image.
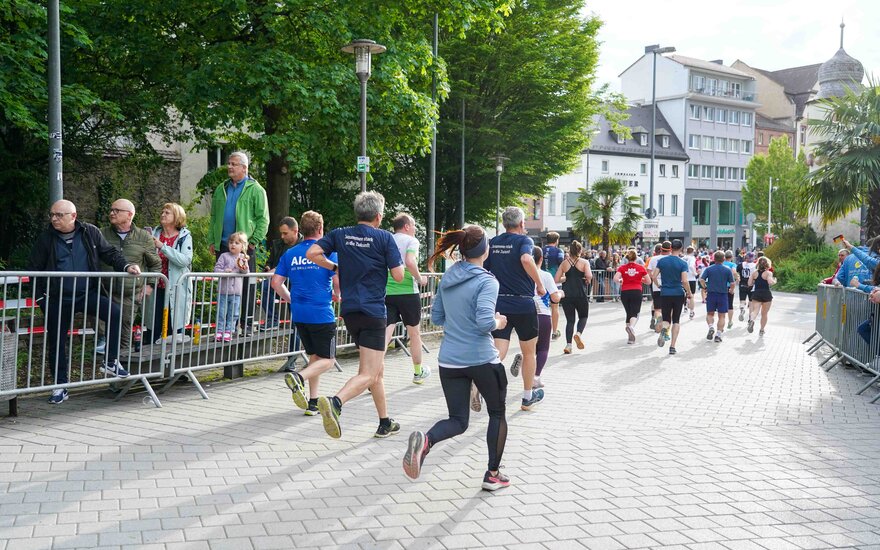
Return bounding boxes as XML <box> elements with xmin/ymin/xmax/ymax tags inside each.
<box><xmin>771</xmin><ymin>245</ymin><xmax>838</xmax><ymax>293</ymax></box>
<box><xmin>764</xmin><ymin>223</ymin><xmax>824</xmax><ymax>261</ymax></box>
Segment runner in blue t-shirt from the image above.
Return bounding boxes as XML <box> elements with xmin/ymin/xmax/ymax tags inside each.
<box><xmin>651</xmin><ymin>240</ymin><xmax>694</xmax><ymax>355</ymax></box>
<box><xmin>272</xmin><ymin>211</ymin><xmax>340</xmax><ymax>417</ymax></box>
<box><xmin>483</xmin><ymin>207</ymin><xmax>547</xmax><ymax>411</ymax></box>
<box><xmin>700</xmin><ymin>251</ymin><xmax>736</xmax><ymax>344</ymax></box>
<box><xmin>305</xmin><ymin>192</ymin><xmax>405</xmax><ymax>440</ymax></box>
<box><xmin>542</xmin><ymin>231</ymin><xmax>564</xmax><ymax>341</ymax></box>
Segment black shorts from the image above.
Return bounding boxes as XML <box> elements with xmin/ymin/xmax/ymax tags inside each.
<box><xmin>738</xmin><ymin>287</ymin><xmax>752</xmax><ymax>302</ymax></box>
<box><xmin>752</xmin><ymin>290</ymin><xmax>773</xmax><ymax>303</ymax></box>
<box><xmin>295</xmin><ymin>322</ymin><xmax>337</xmax><ymax>359</ymax></box>
<box><xmin>727</xmin><ymin>292</ymin><xmax>735</xmax><ymax>309</ymax></box>
<box><xmin>342</xmin><ymin>312</ymin><xmax>387</xmax><ymax>351</ymax></box>
<box><xmin>652</xmin><ymin>291</ymin><xmax>662</xmax><ymax>310</ymax></box>
<box><xmin>385</xmin><ymin>294</ymin><xmax>422</xmax><ymax>327</ymax></box>
<box><xmin>491</xmin><ymin>312</ymin><xmax>539</xmax><ymax>341</ymax></box>
<box><xmin>688</xmin><ymin>281</ymin><xmax>697</xmax><ymax>294</ymax></box>
<box><xmin>661</xmin><ymin>295</ymin><xmax>686</xmax><ymax>324</ymax></box>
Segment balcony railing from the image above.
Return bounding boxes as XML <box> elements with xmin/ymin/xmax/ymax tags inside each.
<box><xmin>689</xmin><ymin>87</ymin><xmax>757</xmax><ymax>102</ymax></box>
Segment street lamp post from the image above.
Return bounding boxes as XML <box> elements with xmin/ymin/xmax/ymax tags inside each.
<box><xmin>768</xmin><ymin>176</ymin><xmax>775</xmax><ymax>238</ymax></box>
<box><xmin>493</xmin><ymin>155</ymin><xmax>509</xmax><ymax>235</ymax></box>
<box><xmin>645</xmin><ymin>44</ymin><xmax>675</xmax><ymax>220</ymax></box>
<box><xmin>341</xmin><ymin>39</ymin><xmax>386</xmax><ymax>193</ymax></box>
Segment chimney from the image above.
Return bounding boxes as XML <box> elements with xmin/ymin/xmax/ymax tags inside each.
<box><xmin>710</xmin><ymin>59</ymin><xmax>724</xmax><ymax>65</ymax></box>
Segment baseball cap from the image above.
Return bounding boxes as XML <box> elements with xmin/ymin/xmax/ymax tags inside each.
<box><xmin>746</xmin><ymin>252</ymin><xmax>755</xmax><ymax>259</ymax></box>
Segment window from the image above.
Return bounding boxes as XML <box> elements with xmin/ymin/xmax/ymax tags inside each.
<box><xmin>729</xmin><ymin>139</ymin><xmax>739</xmax><ymax>153</ymax></box>
<box><xmin>548</xmin><ymin>193</ymin><xmax>556</xmax><ymax>215</ymax></box>
<box><xmin>658</xmin><ymin>194</ymin><xmax>665</xmax><ymax>216</ymax></box>
<box><xmin>741</xmin><ymin>112</ymin><xmax>752</xmax><ymax>126</ymax></box>
<box><xmin>532</xmin><ymin>200</ymin><xmax>541</xmax><ymax>220</ymax></box>
<box><xmin>689</xmin><ymin>134</ymin><xmax>701</xmax><ymax>149</ymax></box>
<box><xmin>671</xmin><ymin>194</ymin><xmax>679</xmax><ymax>216</ymax></box>
<box><xmin>800</xmin><ymin>125</ymin><xmax>807</xmax><ymax>145</ymax></box>
<box><xmin>716</xmin><ymin>109</ymin><xmax>727</xmax><ymax>123</ymax></box>
<box><xmin>661</xmin><ymin>135</ymin><xmax>669</xmax><ymax>148</ymax></box>
<box><xmin>731</xmin><ymin>82</ymin><xmax>741</xmax><ymax>98</ymax></box>
<box><xmin>640</xmin><ymin>194</ymin><xmax>647</xmax><ymax>210</ymax></box>
<box><xmin>740</xmin><ymin>169</ymin><xmax>747</xmax><ymax>181</ymax></box>
<box><xmin>716</xmin><ymin>137</ymin><xmax>727</xmax><ymax>152</ymax></box>
<box><xmin>719</xmin><ymin>80</ymin><xmax>730</xmax><ymax>96</ymax></box>
<box><xmin>689</xmin><ymin>104</ymin><xmax>701</xmax><ymax>119</ymax></box>
<box><xmin>639</xmin><ymin>134</ymin><xmax>647</xmax><ymax>146</ymax></box>
<box><xmin>693</xmin><ymin>199</ymin><xmax>711</xmax><ymax>225</ymax></box>
<box><xmin>640</xmin><ymin>163</ymin><xmax>647</xmax><ymax>175</ymax></box>
<box><xmin>692</xmin><ymin>75</ymin><xmax>705</xmax><ymax>91</ymax></box>
<box><xmin>672</xmin><ymin>165</ymin><xmax>679</xmax><ymax>178</ymax></box>
<box><xmin>601</xmin><ymin>159</ymin><xmax>609</xmax><ymax>173</ymax></box>
<box><xmin>207</xmin><ymin>146</ymin><xmax>230</xmax><ymax>171</ymax></box>
<box><xmin>718</xmin><ymin>200</ymin><xmax>736</xmax><ymax>225</ymax></box>
<box><xmin>564</xmin><ymin>192</ymin><xmax>580</xmax><ymax>219</ymax></box>
<box><xmin>703</xmin><ymin>106</ymin><xmax>715</xmax><ymax>120</ymax></box>
<box><xmin>729</xmin><ymin>110</ymin><xmax>740</xmax><ymax>125</ymax></box>
<box><xmin>701</xmin><ymin>165</ymin><xmax>713</xmax><ymax>179</ymax></box>
<box><xmin>707</xmin><ymin>78</ymin><xmax>718</xmax><ymax>95</ymax></box>
<box><xmin>742</xmin><ymin>140</ymin><xmax>752</xmax><ymax>154</ymax></box>
<box><xmin>715</xmin><ymin>166</ymin><xmax>726</xmax><ymax>179</ymax></box>
<box><xmin>659</xmin><ymin>164</ymin><xmax>666</xmax><ymax>177</ymax></box>
<box><xmin>703</xmin><ymin>136</ymin><xmax>714</xmax><ymax>150</ymax></box>
<box><xmin>616</xmin><ymin>133</ymin><xmax>625</xmax><ymax>144</ymax></box>
<box><xmin>758</xmin><ymin>132</ymin><xmax>763</xmax><ymax>145</ymax></box>
<box><xmin>728</xmin><ymin>167</ymin><xmax>739</xmax><ymax>180</ymax></box>
<box><xmin>688</xmin><ymin>164</ymin><xmax>699</xmax><ymax>179</ymax></box>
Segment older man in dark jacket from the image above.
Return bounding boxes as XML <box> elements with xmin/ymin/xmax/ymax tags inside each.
<box><xmin>27</xmin><ymin>200</ymin><xmax>141</xmax><ymax>404</ymax></box>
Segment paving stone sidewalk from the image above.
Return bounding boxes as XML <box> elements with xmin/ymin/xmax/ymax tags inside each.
<box><xmin>1</xmin><ymin>292</ymin><xmax>880</xmax><ymax>550</ymax></box>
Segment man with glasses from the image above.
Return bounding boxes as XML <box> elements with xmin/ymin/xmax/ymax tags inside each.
<box><xmin>96</xmin><ymin>199</ymin><xmax>162</xmax><ymax>352</ymax></box>
<box><xmin>27</xmin><ymin>200</ymin><xmax>142</xmax><ymax>404</ymax></box>
<box><xmin>208</xmin><ymin>151</ymin><xmax>270</xmax><ymax>336</ymax></box>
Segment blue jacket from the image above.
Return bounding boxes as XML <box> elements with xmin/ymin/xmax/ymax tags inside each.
<box><xmin>848</xmin><ymin>247</ymin><xmax>880</xmax><ymax>293</ymax></box>
<box><xmin>838</xmin><ymin>247</ymin><xmax>877</xmax><ymax>292</ymax></box>
<box><xmin>430</xmin><ymin>261</ymin><xmax>500</xmax><ymax>368</ymax></box>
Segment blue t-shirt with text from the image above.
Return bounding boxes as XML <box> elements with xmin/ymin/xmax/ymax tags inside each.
<box><xmin>315</xmin><ymin>224</ymin><xmax>403</xmax><ymax>319</ymax></box>
<box><xmin>657</xmin><ymin>255</ymin><xmax>689</xmax><ymax>296</ymax></box>
<box><xmin>276</xmin><ymin>240</ymin><xmax>337</xmax><ymax>324</ymax></box>
<box><xmin>701</xmin><ymin>263</ymin><xmax>735</xmax><ymax>294</ymax></box>
<box><xmin>484</xmin><ymin>232</ymin><xmax>536</xmax><ymax>314</ymax></box>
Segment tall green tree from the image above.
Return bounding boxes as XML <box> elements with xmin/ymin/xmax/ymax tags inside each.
<box><xmin>571</xmin><ymin>177</ymin><xmax>642</xmax><ymax>251</ymax></box>
<box><xmin>742</xmin><ymin>136</ymin><xmax>809</xmax><ymax>235</ymax></box>
<box><xmin>802</xmin><ymin>81</ymin><xmax>880</xmax><ymax>236</ymax></box>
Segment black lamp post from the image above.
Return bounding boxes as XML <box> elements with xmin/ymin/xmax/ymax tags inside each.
<box><xmin>493</xmin><ymin>154</ymin><xmax>509</xmax><ymax>234</ymax></box>
<box><xmin>341</xmin><ymin>39</ymin><xmax>386</xmax><ymax>192</ymax></box>
<box><xmin>645</xmin><ymin>44</ymin><xmax>675</xmax><ymax>220</ymax></box>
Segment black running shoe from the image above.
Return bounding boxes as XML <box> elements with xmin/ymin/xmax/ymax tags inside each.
<box><xmin>403</xmin><ymin>431</ymin><xmax>429</xmax><ymax>479</ymax></box>
<box><xmin>317</xmin><ymin>396</ymin><xmax>342</xmax><ymax>438</ymax></box>
<box><xmin>669</xmin><ymin>347</ymin><xmax>677</xmax><ymax>355</ymax></box>
<box><xmin>706</xmin><ymin>326</ymin><xmax>715</xmax><ymax>340</ymax></box>
<box><xmin>481</xmin><ymin>470</ymin><xmax>511</xmax><ymax>491</ymax></box>
<box><xmin>304</xmin><ymin>399</ymin><xmax>319</xmax><ymax>416</ymax></box>
<box><xmin>375</xmin><ymin>419</ymin><xmax>401</xmax><ymax>438</ymax></box>
<box><xmin>510</xmin><ymin>353</ymin><xmax>522</xmax><ymax>377</ymax></box>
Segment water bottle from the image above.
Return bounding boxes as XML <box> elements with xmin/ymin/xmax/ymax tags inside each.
<box><xmin>134</xmin><ymin>325</ymin><xmax>142</xmax><ymax>352</ymax></box>
<box><xmin>193</xmin><ymin>318</ymin><xmax>201</xmax><ymax>345</ymax></box>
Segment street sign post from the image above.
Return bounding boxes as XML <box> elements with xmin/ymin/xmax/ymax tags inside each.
<box><xmin>356</xmin><ymin>156</ymin><xmax>370</xmax><ymax>173</ymax></box>
<box><xmin>643</xmin><ymin>219</ymin><xmax>660</xmax><ymax>239</ymax></box>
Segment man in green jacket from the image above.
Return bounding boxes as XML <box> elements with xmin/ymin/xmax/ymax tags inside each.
<box><xmin>208</xmin><ymin>151</ymin><xmax>270</xmax><ymax>335</ymax></box>
<box><xmin>99</xmin><ymin>199</ymin><xmax>163</xmax><ymax>350</ymax></box>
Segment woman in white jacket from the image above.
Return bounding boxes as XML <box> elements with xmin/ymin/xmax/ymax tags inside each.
<box><xmin>144</xmin><ymin>203</ymin><xmax>193</xmax><ymax>343</ymax></box>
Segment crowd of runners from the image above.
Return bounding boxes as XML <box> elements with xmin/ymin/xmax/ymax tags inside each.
<box><xmin>270</xmin><ymin>193</ymin><xmax>778</xmax><ymax>492</ymax></box>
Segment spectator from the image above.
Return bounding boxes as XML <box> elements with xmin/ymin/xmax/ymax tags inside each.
<box><xmin>306</xmin><ymin>191</ymin><xmax>405</xmax><ymax>439</ymax></box>
<box><xmin>97</xmin><ymin>198</ymin><xmax>162</xmax><ymax>352</ymax></box>
<box><xmin>823</xmin><ymin>249</ymin><xmax>849</xmax><ymax>285</ymax></box>
<box><xmin>260</xmin><ymin>217</ymin><xmax>299</xmax><ymax>330</ymax></box>
<box><xmin>609</xmin><ymin>252</ymin><xmax>621</xmax><ymax>300</ymax></box>
<box><xmin>593</xmin><ymin>250</ymin><xmax>608</xmax><ymax>302</ymax></box>
<box><xmin>213</xmin><ymin>232</ymin><xmax>250</xmax><ymax>342</ymax></box>
<box><xmin>27</xmin><ymin>200</ymin><xmax>139</xmax><ymax>404</ymax></box>
<box><xmin>208</xmin><ymin>151</ymin><xmax>269</xmax><ymax>335</ymax></box>
<box><xmin>145</xmin><ymin>203</ymin><xmax>193</xmax><ymax>343</ymax></box>
<box><xmin>840</xmin><ymin>238</ymin><xmax>879</xmax><ymax>288</ymax></box>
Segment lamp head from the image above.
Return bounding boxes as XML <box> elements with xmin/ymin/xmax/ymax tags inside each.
<box><xmin>341</xmin><ymin>39</ymin><xmax>386</xmax><ymax>79</ymax></box>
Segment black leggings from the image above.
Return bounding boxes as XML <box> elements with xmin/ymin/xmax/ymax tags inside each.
<box><xmin>620</xmin><ymin>289</ymin><xmax>643</xmax><ymax>322</ymax></box>
<box><xmin>427</xmin><ymin>363</ymin><xmax>508</xmax><ymax>471</ymax></box>
<box><xmin>562</xmin><ymin>297</ymin><xmax>589</xmax><ymax>343</ymax></box>
<box><xmin>536</xmin><ymin>315</ymin><xmax>551</xmax><ymax>376</ymax></box>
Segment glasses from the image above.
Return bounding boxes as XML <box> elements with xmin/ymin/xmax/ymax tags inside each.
<box><xmin>109</xmin><ymin>208</ymin><xmax>132</xmax><ymax>215</ymax></box>
<box><xmin>227</xmin><ymin>162</ymin><xmax>243</xmax><ymax>167</ymax></box>
<box><xmin>49</xmin><ymin>212</ymin><xmax>73</xmax><ymax>219</ymax></box>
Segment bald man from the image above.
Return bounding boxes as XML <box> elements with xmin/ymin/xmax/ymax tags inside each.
<box><xmin>27</xmin><ymin>200</ymin><xmax>141</xmax><ymax>404</ymax></box>
<box><xmin>98</xmin><ymin>199</ymin><xmax>162</xmax><ymax>350</ymax></box>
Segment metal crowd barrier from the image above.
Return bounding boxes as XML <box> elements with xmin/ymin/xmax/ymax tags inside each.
<box><xmin>805</xmin><ymin>284</ymin><xmax>843</xmax><ymax>367</ymax></box>
<box><xmin>551</xmin><ymin>267</ymin><xmax>653</xmax><ymax>301</ymax></box>
<box><xmin>0</xmin><ymin>272</ymin><xmax>169</xmax><ymax>410</ymax></box>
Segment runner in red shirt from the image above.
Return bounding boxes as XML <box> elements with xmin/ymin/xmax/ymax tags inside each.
<box><xmin>614</xmin><ymin>249</ymin><xmax>653</xmax><ymax>344</ymax></box>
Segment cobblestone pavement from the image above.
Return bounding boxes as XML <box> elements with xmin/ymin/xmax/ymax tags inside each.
<box><xmin>2</xmin><ymin>292</ymin><xmax>880</xmax><ymax>550</ymax></box>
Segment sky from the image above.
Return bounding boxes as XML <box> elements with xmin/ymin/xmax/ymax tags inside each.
<box><xmin>584</xmin><ymin>0</ymin><xmax>878</xmax><ymax>93</ymax></box>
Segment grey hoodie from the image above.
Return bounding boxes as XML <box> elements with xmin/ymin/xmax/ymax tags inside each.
<box><xmin>431</xmin><ymin>261</ymin><xmax>500</xmax><ymax>368</ymax></box>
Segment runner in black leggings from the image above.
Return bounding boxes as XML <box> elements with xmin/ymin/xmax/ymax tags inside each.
<box><xmin>614</xmin><ymin>249</ymin><xmax>652</xmax><ymax>344</ymax></box>
<box><xmin>403</xmin><ymin>225</ymin><xmax>511</xmax><ymax>491</ymax></box>
<box><xmin>555</xmin><ymin>240</ymin><xmax>592</xmax><ymax>354</ymax></box>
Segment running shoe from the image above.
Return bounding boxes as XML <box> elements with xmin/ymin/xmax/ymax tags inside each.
<box><xmin>304</xmin><ymin>400</ymin><xmax>319</xmax><ymax>416</ymax></box>
<box><xmin>470</xmin><ymin>382</ymin><xmax>482</xmax><ymax>412</ymax></box>
<box><xmin>521</xmin><ymin>389</ymin><xmax>545</xmax><ymax>411</ymax></box>
<box><xmin>657</xmin><ymin>328</ymin><xmax>667</xmax><ymax>348</ymax></box>
<box><xmin>48</xmin><ymin>388</ymin><xmax>68</xmax><ymax>404</ymax></box>
<box><xmin>101</xmin><ymin>359</ymin><xmax>130</xmax><ymax>378</ymax></box>
<box><xmin>759</xmin><ymin>329</ymin><xmax>765</xmax><ymax>337</ymax></box>
<box><xmin>625</xmin><ymin>325</ymin><xmax>636</xmax><ymax>344</ymax></box>
<box><xmin>669</xmin><ymin>347</ymin><xmax>677</xmax><ymax>355</ymax></box>
<box><xmin>284</xmin><ymin>372</ymin><xmax>308</xmax><ymax>410</ymax></box>
<box><xmin>375</xmin><ymin>419</ymin><xmax>401</xmax><ymax>438</ymax></box>
<box><xmin>689</xmin><ymin>310</ymin><xmax>695</xmax><ymax>320</ymax></box>
<box><xmin>714</xmin><ymin>333</ymin><xmax>722</xmax><ymax>343</ymax></box>
<box><xmin>573</xmin><ymin>333</ymin><xmax>585</xmax><ymax>350</ymax></box>
<box><xmin>223</xmin><ymin>331</ymin><xmax>232</xmax><ymax>342</ymax></box>
<box><xmin>412</xmin><ymin>365</ymin><xmax>431</xmax><ymax>385</ymax></box>
<box><xmin>727</xmin><ymin>319</ymin><xmax>733</xmax><ymax>330</ymax></box>
<box><xmin>317</xmin><ymin>396</ymin><xmax>342</xmax><ymax>439</ymax></box>
<box><xmin>551</xmin><ymin>330</ymin><xmax>561</xmax><ymax>340</ymax></box>
<box><xmin>482</xmin><ymin>470</ymin><xmax>511</xmax><ymax>491</ymax></box>
<box><xmin>510</xmin><ymin>353</ymin><xmax>522</xmax><ymax>377</ymax></box>
<box><xmin>739</xmin><ymin>308</ymin><xmax>745</xmax><ymax>322</ymax></box>
<box><xmin>649</xmin><ymin>316</ymin><xmax>657</xmax><ymax>330</ymax></box>
<box><xmin>532</xmin><ymin>377</ymin><xmax>544</xmax><ymax>389</ymax></box>
<box><xmin>747</xmin><ymin>319</ymin><xmax>755</xmax><ymax>333</ymax></box>
<box><xmin>403</xmin><ymin>431</ymin><xmax>429</xmax><ymax>480</ymax></box>
<box><xmin>563</xmin><ymin>344</ymin><xmax>572</xmax><ymax>354</ymax></box>
<box><xmin>706</xmin><ymin>326</ymin><xmax>715</xmax><ymax>340</ymax></box>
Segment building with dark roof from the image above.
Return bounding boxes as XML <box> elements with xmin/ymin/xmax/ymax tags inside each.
<box><xmin>755</xmin><ymin>113</ymin><xmax>795</xmax><ymax>157</ymax></box>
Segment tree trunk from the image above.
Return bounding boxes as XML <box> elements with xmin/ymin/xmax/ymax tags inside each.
<box><xmin>263</xmin><ymin>105</ymin><xmax>290</xmax><ymax>242</ymax></box>
<box><xmin>867</xmin><ymin>187</ymin><xmax>880</xmax><ymax>243</ymax></box>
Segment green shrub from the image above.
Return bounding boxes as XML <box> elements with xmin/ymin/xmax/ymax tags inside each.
<box><xmin>771</xmin><ymin>245</ymin><xmax>838</xmax><ymax>293</ymax></box>
<box><xmin>764</xmin><ymin>223</ymin><xmax>824</xmax><ymax>261</ymax></box>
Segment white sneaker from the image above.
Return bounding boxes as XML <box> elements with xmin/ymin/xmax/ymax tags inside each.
<box><xmin>412</xmin><ymin>365</ymin><xmax>431</xmax><ymax>385</ymax></box>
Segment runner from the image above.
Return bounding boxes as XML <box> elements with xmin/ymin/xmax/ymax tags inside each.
<box><xmin>699</xmin><ymin>250</ymin><xmax>735</xmax><ymax>343</ymax></box>
<box><xmin>614</xmin><ymin>248</ymin><xmax>651</xmax><ymax>344</ymax></box>
<box><xmin>484</xmin><ymin>207</ymin><xmax>546</xmax><ymax>411</ymax></box>
<box><xmin>684</xmin><ymin>246</ymin><xmax>698</xmax><ymax>319</ymax></box>
<box><xmin>542</xmin><ymin>232</ymin><xmax>564</xmax><ymax>340</ymax></box>
<box><xmin>747</xmin><ymin>256</ymin><xmax>777</xmax><ymax>336</ymax></box>
<box><xmin>736</xmin><ymin>252</ymin><xmax>757</xmax><ymax>321</ymax></box>
<box><xmin>272</xmin><ymin>211</ymin><xmax>340</xmax><ymax>416</ymax></box>
<box><xmin>554</xmin><ymin>240</ymin><xmax>591</xmax><ymax>354</ymax></box>
<box><xmin>402</xmin><ymin>225</ymin><xmax>511</xmax><ymax>491</ymax></box>
<box><xmin>532</xmin><ymin>246</ymin><xmax>563</xmax><ymax>389</ymax></box>
<box><xmin>305</xmin><ymin>191</ymin><xmax>405</xmax><ymax>439</ymax></box>
<box><xmin>384</xmin><ymin>213</ymin><xmax>430</xmax><ymax>384</ymax></box>
<box><xmin>651</xmin><ymin>240</ymin><xmax>694</xmax><ymax>355</ymax></box>
<box><xmin>646</xmin><ymin>244</ymin><xmax>664</xmax><ymax>331</ymax></box>
<box><xmin>723</xmin><ymin>250</ymin><xmax>740</xmax><ymax>329</ymax></box>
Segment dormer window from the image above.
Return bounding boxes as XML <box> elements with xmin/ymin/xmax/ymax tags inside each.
<box><xmin>639</xmin><ymin>134</ymin><xmax>647</xmax><ymax>146</ymax></box>
<box><xmin>661</xmin><ymin>135</ymin><xmax>669</xmax><ymax>148</ymax></box>
<box><xmin>616</xmin><ymin>134</ymin><xmax>625</xmax><ymax>144</ymax></box>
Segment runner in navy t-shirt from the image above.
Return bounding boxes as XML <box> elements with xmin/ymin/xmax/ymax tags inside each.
<box><xmin>272</xmin><ymin>211</ymin><xmax>340</xmax><ymax>417</ymax></box>
<box><xmin>484</xmin><ymin>207</ymin><xmax>547</xmax><ymax>411</ymax></box>
<box><xmin>542</xmin><ymin>231</ymin><xmax>564</xmax><ymax>340</ymax></box>
<box><xmin>306</xmin><ymin>192</ymin><xmax>405</xmax><ymax>440</ymax></box>
<box><xmin>651</xmin><ymin>240</ymin><xmax>694</xmax><ymax>355</ymax></box>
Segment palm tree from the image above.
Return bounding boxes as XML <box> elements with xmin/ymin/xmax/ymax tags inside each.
<box><xmin>571</xmin><ymin>177</ymin><xmax>643</xmax><ymax>251</ymax></box>
<box><xmin>802</xmin><ymin>80</ymin><xmax>880</xmax><ymax>237</ymax></box>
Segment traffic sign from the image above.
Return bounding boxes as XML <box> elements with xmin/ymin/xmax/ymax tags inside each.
<box><xmin>356</xmin><ymin>156</ymin><xmax>370</xmax><ymax>173</ymax></box>
<box><xmin>746</xmin><ymin>212</ymin><xmax>756</xmax><ymax>224</ymax></box>
<box><xmin>645</xmin><ymin>207</ymin><xmax>657</xmax><ymax>220</ymax></box>
<box><xmin>643</xmin><ymin>219</ymin><xmax>660</xmax><ymax>239</ymax></box>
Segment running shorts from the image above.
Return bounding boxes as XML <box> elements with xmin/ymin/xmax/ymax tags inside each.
<box><xmin>706</xmin><ymin>292</ymin><xmax>729</xmax><ymax>314</ymax></box>
<box><xmin>342</xmin><ymin>312</ymin><xmax>386</xmax><ymax>351</ymax></box>
<box><xmin>385</xmin><ymin>294</ymin><xmax>422</xmax><ymax>327</ymax></box>
<box><xmin>491</xmin><ymin>312</ymin><xmax>539</xmax><ymax>341</ymax></box>
<box><xmin>295</xmin><ymin>322</ymin><xmax>337</xmax><ymax>359</ymax></box>
<box><xmin>660</xmin><ymin>295</ymin><xmax>686</xmax><ymax>324</ymax></box>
